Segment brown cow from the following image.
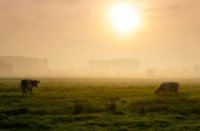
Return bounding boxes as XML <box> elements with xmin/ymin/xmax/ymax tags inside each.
<box><xmin>20</xmin><ymin>79</ymin><xmax>40</xmax><ymax>96</ymax></box>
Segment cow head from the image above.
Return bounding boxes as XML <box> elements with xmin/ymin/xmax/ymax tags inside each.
<box><xmin>155</xmin><ymin>89</ymin><xmax>159</xmax><ymax>94</ymax></box>
<box><xmin>33</xmin><ymin>80</ymin><xmax>40</xmax><ymax>87</ymax></box>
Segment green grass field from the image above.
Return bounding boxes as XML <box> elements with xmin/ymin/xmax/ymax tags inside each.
<box><xmin>0</xmin><ymin>78</ymin><xmax>200</xmax><ymax>130</ymax></box>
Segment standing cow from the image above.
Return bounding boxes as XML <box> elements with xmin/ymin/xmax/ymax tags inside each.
<box><xmin>155</xmin><ymin>82</ymin><xmax>179</xmax><ymax>95</ymax></box>
<box><xmin>20</xmin><ymin>79</ymin><xmax>40</xmax><ymax>96</ymax></box>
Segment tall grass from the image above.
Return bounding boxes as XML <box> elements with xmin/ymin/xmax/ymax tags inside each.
<box><xmin>0</xmin><ymin>78</ymin><xmax>200</xmax><ymax>130</ymax></box>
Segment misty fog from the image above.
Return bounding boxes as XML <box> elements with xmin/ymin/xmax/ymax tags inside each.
<box><xmin>0</xmin><ymin>56</ymin><xmax>200</xmax><ymax>78</ymax></box>
<box><xmin>1</xmin><ymin>0</ymin><xmax>200</xmax><ymax>78</ymax></box>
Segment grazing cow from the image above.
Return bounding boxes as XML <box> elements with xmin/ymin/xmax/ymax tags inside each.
<box><xmin>155</xmin><ymin>82</ymin><xmax>179</xmax><ymax>95</ymax></box>
<box><xmin>20</xmin><ymin>79</ymin><xmax>40</xmax><ymax>96</ymax></box>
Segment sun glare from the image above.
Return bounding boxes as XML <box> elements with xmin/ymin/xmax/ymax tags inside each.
<box><xmin>107</xmin><ymin>3</ymin><xmax>141</xmax><ymax>34</ymax></box>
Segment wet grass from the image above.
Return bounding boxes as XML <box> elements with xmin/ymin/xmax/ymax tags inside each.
<box><xmin>0</xmin><ymin>78</ymin><xmax>200</xmax><ymax>130</ymax></box>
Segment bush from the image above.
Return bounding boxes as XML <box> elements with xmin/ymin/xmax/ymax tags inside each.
<box><xmin>105</xmin><ymin>97</ymin><xmax>120</xmax><ymax>111</ymax></box>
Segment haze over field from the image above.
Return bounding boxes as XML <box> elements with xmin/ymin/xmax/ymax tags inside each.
<box><xmin>1</xmin><ymin>0</ymin><xmax>200</xmax><ymax>78</ymax></box>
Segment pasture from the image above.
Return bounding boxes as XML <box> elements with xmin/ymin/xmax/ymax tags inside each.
<box><xmin>0</xmin><ymin>78</ymin><xmax>200</xmax><ymax>130</ymax></box>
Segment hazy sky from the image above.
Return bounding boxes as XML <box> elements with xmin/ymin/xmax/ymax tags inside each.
<box><xmin>1</xmin><ymin>0</ymin><xmax>200</xmax><ymax>70</ymax></box>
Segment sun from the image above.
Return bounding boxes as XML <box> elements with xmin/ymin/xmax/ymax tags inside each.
<box><xmin>107</xmin><ymin>3</ymin><xmax>141</xmax><ymax>34</ymax></box>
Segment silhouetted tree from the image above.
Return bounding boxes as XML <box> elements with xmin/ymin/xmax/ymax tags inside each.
<box><xmin>0</xmin><ymin>56</ymin><xmax>49</xmax><ymax>76</ymax></box>
<box><xmin>89</xmin><ymin>58</ymin><xmax>140</xmax><ymax>76</ymax></box>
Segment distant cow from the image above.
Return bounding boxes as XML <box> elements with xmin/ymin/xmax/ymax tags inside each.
<box><xmin>20</xmin><ymin>79</ymin><xmax>40</xmax><ymax>96</ymax></box>
<box><xmin>155</xmin><ymin>82</ymin><xmax>179</xmax><ymax>95</ymax></box>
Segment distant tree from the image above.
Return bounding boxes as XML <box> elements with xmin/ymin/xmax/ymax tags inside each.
<box><xmin>145</xmin><ymin>68</ymin><xmax>155</xmax><ymax>77</ymax></box>
<box><xmin>0</xmin><ymin>56</ymin><xmax>49</xmax><ymax>76</ymax></box>
<box><xmin>88</xmin><ymin>59</ymin><xmax>111</xmax><ymax>75</ymax></box>
<box><xmin>110</xmin><ymin>59</ymin><xmax>140</xmax><ymax>74</ymax></box>
<box><xmin>88</xmin><ymin>58</ymin><xmax>140</xmax><ymax>76</ymax></box>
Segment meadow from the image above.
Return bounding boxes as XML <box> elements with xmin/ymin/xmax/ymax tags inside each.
<box><xmin>0</xmin><ymin>78</ymin><xmax>200</xmax><ymax>130</ymax></box>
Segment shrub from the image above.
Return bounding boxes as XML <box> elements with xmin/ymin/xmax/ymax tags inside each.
<box><xmin>105</xmin><ymin>97</ymin><xmax>120</xmax><ymax>111</ymax></box>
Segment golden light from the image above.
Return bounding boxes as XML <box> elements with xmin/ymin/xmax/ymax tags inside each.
<box><xmin>107</xmin><ymin>3</ymin><xmax>141</xmax><ymax>34</ymax></box>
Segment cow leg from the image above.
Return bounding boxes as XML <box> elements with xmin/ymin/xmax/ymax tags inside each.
<box><xmin>162</xmin><ymin>90</ymin><xmax>166</xmax><ymax>94</ymax></box>
<box><xmin>22</xmin><ymin>90</ymin><xmax>25</xmax><ymax>96</ymax></box>
<box><xmin>29</xmin><ymin>87</ymin><xmax>32</xmax><ymax>94</ymax></box>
